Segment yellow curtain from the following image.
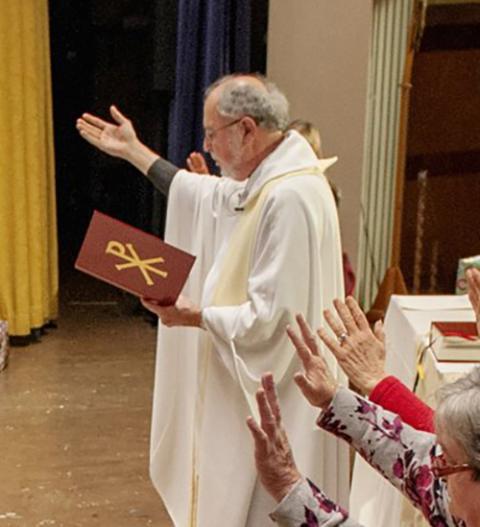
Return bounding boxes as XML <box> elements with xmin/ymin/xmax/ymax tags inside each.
<box><xmin>0</xmin><ymin>1</ymin><xmax>58</xmax><ymax>336</ymax></box>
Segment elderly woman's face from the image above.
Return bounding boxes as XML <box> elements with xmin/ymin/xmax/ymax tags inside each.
<box><xmin>438</xmin><ymin>433</ymin><xmax>480</xmax><ymax>525</ymax></box>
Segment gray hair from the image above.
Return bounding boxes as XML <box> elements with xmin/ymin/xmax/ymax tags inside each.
<box><xmin>205</xmin><ymin>74</ymin><xmax>290</xmax><ymax>131</ymax></box>
<box><xmin>435</xmin><ymin>366</ymin><xmax>480</xmax><ymax>480</ymax></box>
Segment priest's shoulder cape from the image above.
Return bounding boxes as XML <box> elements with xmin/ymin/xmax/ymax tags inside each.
<box><xmin>148</xmin><ymin>130</ymin><xmax>349</xmax><ymax>527</ymax></box>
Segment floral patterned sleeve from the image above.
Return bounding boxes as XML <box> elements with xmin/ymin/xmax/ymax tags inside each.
<box><xmin>319</xmin><ymin>387</ymin><xmax>460</xmax><ymax>527</ymax></box>
<box><xmin>270</xmin><ymin>388</ymin><xmax>461</xmax><ymax>527</ymax></box>
<box><xmin>270</xmin><ymin>478</ymin><xmax>361</xmax><ymax>526</ymax></box>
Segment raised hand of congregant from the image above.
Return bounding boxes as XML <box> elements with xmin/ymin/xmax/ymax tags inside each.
<box><xmin>286</xmin><ymin>315</ymin><xmax>338</xmax><ymax>409</ymax></box>
<box><xmin>246</xmin><ymin>373</ymin><xmax>303</xmax><ymax>503</ymax></box>
<box><xmin>318</xmin><ymin>296</ymin><xmax>387</xmax><ymax>395</ymax></box>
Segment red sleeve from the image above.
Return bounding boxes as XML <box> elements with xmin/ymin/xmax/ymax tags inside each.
<box><xmin>342</xmin><ymin>252</ymin><xmax>356</xmax><ymax>297</ymax></box>
<box><xmin>369</xmin><ymin>376</ymin><xmax>435</xmax><ymax>433</ymax></box>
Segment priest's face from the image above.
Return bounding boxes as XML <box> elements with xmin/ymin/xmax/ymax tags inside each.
<box><xmin>202</xmin><ymin>91</ymin><xmax>246</xmax><ymax>180</ymax></box>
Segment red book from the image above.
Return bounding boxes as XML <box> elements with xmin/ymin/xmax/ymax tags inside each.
<box><xmin>430</xmin><ymin>321</ymin><xmax>480</xmax><ymax>362</ymax></box>
<box><xmin>75</xmin><ymin>211</ymin><xmax>195</xmax><ymax>305</ymax></box>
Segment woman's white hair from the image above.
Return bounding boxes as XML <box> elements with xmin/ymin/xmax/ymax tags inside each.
<box><xmin>435</xmin><ymin>366</ymin><xmax>480</xmax><ymax>480</ymax></box>
<box><xmin>205</xmin><ymin>73</ymin><xmax>290</xmax><ymax>132</ymax></box>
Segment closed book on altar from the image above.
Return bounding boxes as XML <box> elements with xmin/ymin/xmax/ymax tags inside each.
<box><xmin>75</xmin><ymin>210</ymin><xmax>195</xmax><ymax>305</ymax></box>
<box><xmin>430</xmin><ymin>321</ymin><xmax>480</xmax><ymax>362</ymax></box>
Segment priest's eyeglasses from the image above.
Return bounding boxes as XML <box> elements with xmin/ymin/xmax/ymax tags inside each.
<box><xmin>431</xmin><ymin>452</ymin><xmax>472</xmax><ymax>478</ymax></box>
<box><xmin>204</xmin><ymin>118</ymin><xmax>243</xmax><ymax>142</ymax></box>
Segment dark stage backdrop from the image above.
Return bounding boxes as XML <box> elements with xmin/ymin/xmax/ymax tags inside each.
<box><xmin>50</xmin><ymin>0</ymin><xmax>267</xmax><ymax>267</ymax></box>
<box><xmin>166</xmin><ymin>0</ymin><xmax>255</xmax><ymax>169</ymax></box>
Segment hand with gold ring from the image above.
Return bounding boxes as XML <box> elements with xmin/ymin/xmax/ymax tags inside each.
<box><xmin>337</xmin><ymin>332</ymin><xmax>348</xmax><ymax>345</ymax></box>
<box><xmin>318</xmin><ymin>297</ymin><xmax>387</xmax><ymax>396</ymax></box>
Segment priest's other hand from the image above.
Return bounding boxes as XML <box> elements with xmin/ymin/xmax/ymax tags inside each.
<box><xmin>186</xmin><ymin>151</ymin><xmax>210</xmax><ymax>174</ymax></box>
<box><xmin>141</xmin><ymin>295</ymin><xmax>203</xmax><ymax>328</ymax></box>
<box><xmin>246</xmin><ymin>373</ymin><xmax>303</xmax><ymax>503</ymax></box>
<box><xmin>286</xmin><ymin>316</ymin><xmax>338</xmax><ymax>408</ymax></box>
<box><xmin>318</xmin><ymin>297</ymin><xmax>387</xmax><ymax>396</ymax></box>
<box><xmin>467</xmin><ymin>268</ymin><xmax>480</xmax><ymax>336</ymax></box>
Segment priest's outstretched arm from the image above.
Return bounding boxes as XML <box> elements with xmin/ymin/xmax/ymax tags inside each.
<box><xmin>77</xmin><ymin>105</ymin><xmax>217</xmax><ymax>328</ymax></box>
<box><xmin>76</xmin><ymin>105</ymin><xmax>183</xmax><ymax>196</ymax></box>
<box><xmin>77</xmin><ymin>105</ymin><xmax>219</xmax><ymax>202</ymax></box>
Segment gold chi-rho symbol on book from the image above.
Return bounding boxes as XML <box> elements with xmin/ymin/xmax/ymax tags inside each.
<box><xmin>106</xmin><ymin>241</ymin><xmax>168</xmax><ymax>286</ymax></box>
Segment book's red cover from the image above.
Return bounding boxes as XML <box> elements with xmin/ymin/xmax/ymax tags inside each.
<box><xmin>432</xmin><ymin>321</ymin><xmax>478</xmax><ymax>339</ymax></box>
<box><xmin>75</xmin><ymin>211</ymin><xmax>195</xmax><ymax>305</ymax></box>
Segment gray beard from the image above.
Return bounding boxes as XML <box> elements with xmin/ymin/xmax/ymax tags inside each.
<box><xmin>212</xmin><ymin>158</ymin><xmax>233</xmax><ymax>179</ymax></box>
<box><xmin>220</xmin><ymin>168</ymin><xmax>234</xmax><ymax>179</ymax></box>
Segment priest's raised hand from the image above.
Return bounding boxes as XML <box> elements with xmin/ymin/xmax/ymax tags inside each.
<box><xmin>186</xmin><ymin>151</ymin><xmax>210</xmax><ymax>174</ymax></box>
<box><xmin>76</xmin><ymin>105</ymin><xmax>159</xmax><ymax>174</ymax></box>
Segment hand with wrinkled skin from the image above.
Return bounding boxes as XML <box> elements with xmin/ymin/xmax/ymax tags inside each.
<box><xmin>467</xmin><ymin>268</ymin><xmax>480</xmax><ymax>336</ymax></box>
<box><xmin>286</xmin><ymin>315</ymin><xmax>338</xmax><ymax>408</ymax></box>
<box><xmin>246</xmin><ymin>373</ymin><xmax>303</xmax><ymax>503</ymax></box>
<box><xmin>186</xmin><ymin>151</ymin><xmax>210</xmax><ymax>174</ymax></box>
<box><xmin>319</xmin><ymin>296</ymin><xmax>387</xmax><ymax>395</ymax></box>
<box><xmin>141</xmin><ymin>295</ymin><xmax>203</xmax><ymax>328</ymax></box>
<box><xmin>76</xmin><ymin>105</ymin><xmax>159</xmax><ymax>174</ymax></box>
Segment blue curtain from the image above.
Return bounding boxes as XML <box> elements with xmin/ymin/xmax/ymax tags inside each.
<box><xmin>167</xmin><ymin>0</ymin><xmax>252</xmax><ymax>168</ymax></box>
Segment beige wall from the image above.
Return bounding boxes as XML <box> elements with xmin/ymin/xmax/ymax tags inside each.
<box><xmin>267</xmin><ymin>0</ymin><xmax>373</xmax><ymax>270</ymax></box>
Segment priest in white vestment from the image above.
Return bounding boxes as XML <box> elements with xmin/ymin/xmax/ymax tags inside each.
<box><xmin>77</xmin><ymin>74</ymin><xmax>349</xmax><ymax>527</ymax></box>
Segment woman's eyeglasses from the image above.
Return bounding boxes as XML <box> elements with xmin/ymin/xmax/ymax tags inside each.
<box><xmin>431</xmin><ymin>451</ymin><xmax>472</xmax><ymax>478</ymax></box>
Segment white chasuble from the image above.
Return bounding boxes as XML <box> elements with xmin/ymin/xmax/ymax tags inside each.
<box><xmin>149</xmin><ymin>131</ymin><xmax>349</xmax><ymax>527</ymax></box>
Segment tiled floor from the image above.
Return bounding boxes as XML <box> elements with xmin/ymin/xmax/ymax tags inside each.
<box><xmin>0</xmin><ymin>272</ymin><xmax>172</xmax><ymax>527</ymax></box>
